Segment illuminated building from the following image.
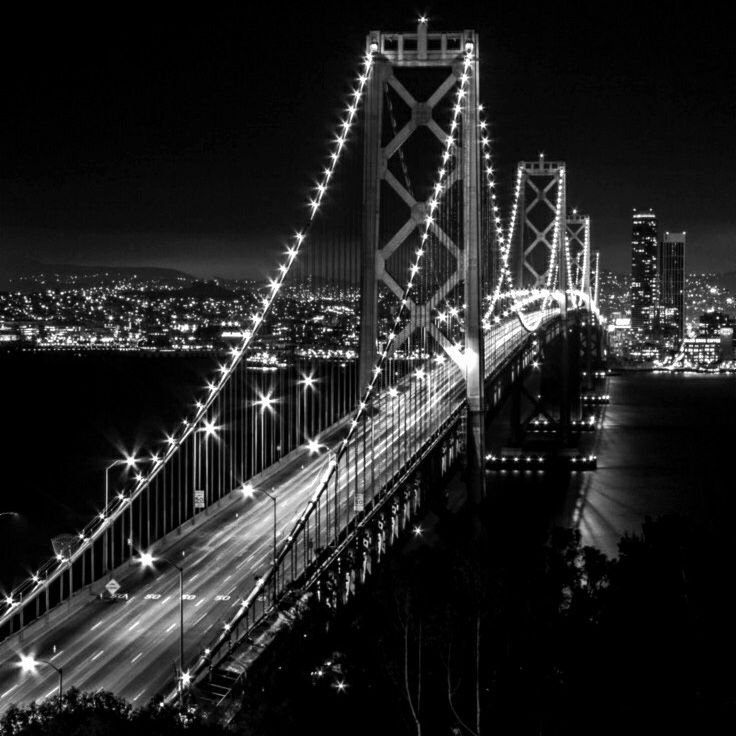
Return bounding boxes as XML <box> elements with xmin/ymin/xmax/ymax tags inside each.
<box><xmin>697</xmin><ymin>311</ymin><xmax>735</xmax><ymax>336</ymax></box>
<box><xmin>658</xmin><ymin>231</ymin><xmax>685</xmax><ymax>346</ymax></box>
<box><xmin>683</xmin><ymin>337</ymin><xmax>721</xmax><ymax>365</ymax></box>
<box><xmin>630</xmin><ymin>209</ymin><xmax>658</xmax><ymax>333</ymax></box>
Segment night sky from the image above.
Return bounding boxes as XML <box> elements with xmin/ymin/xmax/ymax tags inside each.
<box><xmin>2</xmin><ymin>1</ymin><xmax>734</xmax><ymax>280</ymax></box>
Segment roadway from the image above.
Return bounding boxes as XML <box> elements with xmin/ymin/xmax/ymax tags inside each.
<box><xmin>0</xmin><ymin>313</ymin><xmax>549</xmax><ymax>711</ymax></box>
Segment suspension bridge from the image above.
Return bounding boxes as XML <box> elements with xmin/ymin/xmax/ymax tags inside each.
<box><xmin>0</xmin><ymin>21</ymin><xmax>605</xmax><ymax>713</ymax></box>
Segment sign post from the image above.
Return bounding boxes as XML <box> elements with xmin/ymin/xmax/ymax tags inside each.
<box><xmin>105</xmin><ymin>578</ymin><xmax>120</xmax><ymax>597</ymax></box>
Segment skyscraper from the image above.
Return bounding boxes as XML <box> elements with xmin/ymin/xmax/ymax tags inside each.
<box><xmin>658</xmin><ymin>231</ymin><xmax>686</xmax><ymax>345</ymax></box>
<box><xmin>630</xmin><ymin>209</ymin><xmax>658</xmax><ymax>333</ymax></box>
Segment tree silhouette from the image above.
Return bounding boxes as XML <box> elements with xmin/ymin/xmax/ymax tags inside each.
<box><xmin>0</xmin><ymin>687</ymin><xmax>230</xmax><ymax>736</ymax></box>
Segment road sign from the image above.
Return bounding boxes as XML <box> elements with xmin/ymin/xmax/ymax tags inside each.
<box><xmin>194</xmin><ymin>490</ymin><xmax>205</xmax><ymax>510</ymax></box>
<box><xmin>105</xmin><ymin>579</ymin><xmax>120</xmax><ymax>596</ymax></box>
<box><xmin>354</xmin><ymin>493</ymin><xmax>364</xmax><ymax>512</ymax></box>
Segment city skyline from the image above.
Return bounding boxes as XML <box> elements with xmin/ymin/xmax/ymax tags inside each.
<box><xmin>2</xmin><ymin>10</ymin><xmax>736</xmax><ymax>730</ymax></box>
<box><xmin>2</xmin><ymin>2</ymin><xmax>734</xmax><ymax>283</ymax></box>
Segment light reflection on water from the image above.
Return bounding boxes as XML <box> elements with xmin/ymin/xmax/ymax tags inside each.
<box><xmin>562</xmin><ymin>372</ymin><xmax>736</xmax><ymax>556</ymax></box>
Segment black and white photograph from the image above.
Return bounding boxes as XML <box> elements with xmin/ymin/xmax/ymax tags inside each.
<box><xmin>1</xmin><ymin>2</ymin><xmax>734</xmax><ymax>734</ymax></box>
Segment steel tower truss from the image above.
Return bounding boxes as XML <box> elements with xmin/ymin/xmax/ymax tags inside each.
<box><xmin>514</xmin><ymin>157</ymin><xmax>567</xmax><ymax>290</ymax></box>
<box><xmin>359</xmin><ymin>22</ymin><xmax>482</xmax><ymax>384</ymax></box>
<box><xmin>359</xmin><ymin>20</ymin><xmax>485</xmax><ymax>500</ymax></box>
<box><xmin>566</xmin><ymin>210</ymin><xmax>591</xmax><ymax>293</ymax></box>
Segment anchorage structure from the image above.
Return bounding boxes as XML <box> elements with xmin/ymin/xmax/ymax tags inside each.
<box><xmin>359</xmin><ymin>20</ymin><xmax>486</xmax><ymax>499</ymax></box>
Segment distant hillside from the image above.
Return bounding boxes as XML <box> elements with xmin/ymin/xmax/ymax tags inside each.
<box><xmin>0</xmin><ymin>254</ymin><xmax>192</xmax><ymax>291</ymax></box>
<box><xmin>131</xmin><ymin>280</ymin><xmax>237</xmax><ymax>300</ymax></box>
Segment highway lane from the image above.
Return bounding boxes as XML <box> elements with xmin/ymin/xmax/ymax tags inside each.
<box><xmin>0</xmin><ymin>367</ymin><xmax>460</xmax><ymax>709</ymax></box>
<box><xmin>0</xmin><ymin>317</ymin><xmax>542</xmax><ymax>711</ymax></box>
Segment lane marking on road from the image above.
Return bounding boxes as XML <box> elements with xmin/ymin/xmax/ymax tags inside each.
<box><xmin>132</xmin><ymin>689</ymin><xmax>145</xmax><ymax>702</ymax></box>
<box><xmin>128</xmin><ymin>619</ymin><xmax>140</xmax><ymax>631</ymax></box>
<box><xmin>90</xmin><ymin>650</ymin><xmax>104</xmax><ymax>662</ymax></box>
<box><xmin>165</xmin><ymin>623</ymin><xmax>176</xmax><ymax>633</ymax></box>
<box><xmin>223</xmin><ymin>574</ymin><xmax>232</xmax><ymax>582</ymax></box>
<box><xmin>1</xmin><ymin>685</ymin><xmax>17</xmax><ymax>699</ymax></box>
<box><xmin>195</xmin><ymin>599</ymin><xmax>204</xmax><ymax>607</ymax></box>
<box><xmin>90</xmin><ymin>620</ymin><xmax>103</xmax><ymax>631</ymax></box>
<box><xmin>43</xmin><ymin>688</ymin><xmax>56</xmax><ymax>700</ymax></box>
<box><xmin>131</xmin><ymin>652</ymin><xmax>143</xmax><ymax>663</ymax></box>
<box><xmin>49</xmin><ymin>650</ymin><xmax>63</xmax><ymax>661</ymax></box>
<box><xmin>190</xmin><ymin>573</ymin><xmax>200</xmax><ymax>582</ymax></box>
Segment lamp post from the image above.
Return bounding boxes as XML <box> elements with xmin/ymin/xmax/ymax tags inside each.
<box><xmin>137</xmin><ymin>551</ymin><xmax>185</xmax><ymax>703</ymax></box>
<box><xmin>255</xmin><ymin>393</ymin><xmax>275</xmax><ymax>472</ymax></box>
<box><xmin>241</xmin><ymin>484</ymin><xmax>277</xmax><ymax>569</ymax></box>
<box><xmin>198</xmin><ymin>420</ymin><xmax>218</xmax><ymax>508</ymax></box>
<box><xmin>299</xmin><ymin>374</ymin><xmax>316</xmax><ymax>440</ymax></box>
<box><xmin>18</xmin><ymin>654</ymin><xmax>63</xmax><ymax>704</ymax></box>
<box><xmin>104</xmin><ymin>455</ymin><xmax>138</xmax><ymax>572</ymax></box>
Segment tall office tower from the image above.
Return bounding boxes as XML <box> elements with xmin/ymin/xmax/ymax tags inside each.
<box><xmin>630</xmin><ymin>209</ymin><xmax>659</xmax><ymax>333</ymax></box>
<box><xmin>659</xmin><ymin>231</ymin><xmax>686</xmax><ymax>345</ymax></box>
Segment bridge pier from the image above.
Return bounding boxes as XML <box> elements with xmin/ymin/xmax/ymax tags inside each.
<box><xmin>461</xmin><ymin>33</ymin><xmax>486</xmax><ymax>506</ymax></box>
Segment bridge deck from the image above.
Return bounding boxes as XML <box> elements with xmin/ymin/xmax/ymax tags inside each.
<box><xmin>0</xmin><ymin>311</ymin><xmax>556</xmax><ymax>710</ymax></box>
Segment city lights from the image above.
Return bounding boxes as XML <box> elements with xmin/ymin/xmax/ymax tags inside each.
<box><xmin>255</xmin><ymin>393</ymin><xmax>275</xmax><ymax>413</ymax></box>
<box><xmin>0</xmin><ymin>22</ymin><xmax>641</xmax><ymax>715</ymax></box>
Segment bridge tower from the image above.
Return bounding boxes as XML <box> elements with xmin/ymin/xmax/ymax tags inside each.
<box><xmin>512</xmin><ymin>156</ymin><xmax>571</xmax><ymax>439</ymax></box>
<box><xmin>513</xmin><ymin>156</ymin><xmax>567</xmax><ymax>290</ymax></box>
<box><xmin>566</xmin><ymin>210</ymin><xmax>590</xmax><ymax>294</ymax></box>
<box><xmin>359</xmin><ymin>20</ymin><xmax>486</xmax><ymax>501</ymax></box>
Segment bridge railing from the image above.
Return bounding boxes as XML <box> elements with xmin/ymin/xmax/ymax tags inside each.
<box><xmin>177</xmin><ymin>307</ymin><xmax>560</xmax><ymax>694</ymax></box>
<box><xmin>180</xmin><ymin>345</ymin><xmax>466</xmax><ymax>688</ymax></box>
<box><xmin>0</xmin><ymin>357</ymin><xmax>364</xmax><ymax>641</ymax></box>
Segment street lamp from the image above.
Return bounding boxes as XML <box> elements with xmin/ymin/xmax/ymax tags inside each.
<box><xmin>137</xmin><ymin>551</ymin><xmax>186</xmax><ymax>702</ymax></box>
<box><xmin>299</xmin><ymin>374</ymin><xmax>317</xmax><ymax>438</ymax></box>
<box><xmin>104</xmin><ymin>455</ymin><xmax>138</xmax><ymax>572</ymax></box>
<box><xmin>254</xmin><ymin>393</ymin><xmax>276</xmax><ymax>470</ymax></box>
<box><xmin>18</xmin><ymin>654</ymin><xmax>63</xmax><ymax>704</ymax></box>
<box><xmin>193</xmin><ymin>419</ymin><xmax>219</xmax><ymax>508</ymax></box>
<box><xmin>241</xmin><ymin>484</ymin><xmax>277</xmax><ymax>568</ymax></box>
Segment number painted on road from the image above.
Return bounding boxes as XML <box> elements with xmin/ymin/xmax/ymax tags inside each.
<box><xmin>182</xmin><ymin>594</ymin><xmax>196</xmax><ymax>600</ymax></box>
<box><xmin>215</xmin><ymin>595</ymin><xmax>231</xmax><ymax>601</ymax></box>
<box><xmin>145</xmin><ymin>593</ymin><xmax>161</xmax><ymax>600</ymax></box>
